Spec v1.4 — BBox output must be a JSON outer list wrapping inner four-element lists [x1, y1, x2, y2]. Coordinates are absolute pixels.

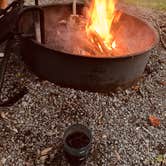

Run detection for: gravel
[[0, 1, 166, 166]]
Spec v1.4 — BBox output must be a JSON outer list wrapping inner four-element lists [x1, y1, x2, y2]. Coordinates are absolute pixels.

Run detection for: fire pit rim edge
[[30, 4, 159, 59]]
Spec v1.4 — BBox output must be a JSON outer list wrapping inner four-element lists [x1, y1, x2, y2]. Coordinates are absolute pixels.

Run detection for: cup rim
[[64, 124, 92, 151]]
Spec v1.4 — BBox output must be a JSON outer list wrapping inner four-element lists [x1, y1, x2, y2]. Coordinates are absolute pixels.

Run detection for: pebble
[[0, 1, 165, 166]]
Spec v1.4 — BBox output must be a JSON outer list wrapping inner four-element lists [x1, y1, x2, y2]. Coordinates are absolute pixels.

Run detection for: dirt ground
[[0, 1, 166, 166]]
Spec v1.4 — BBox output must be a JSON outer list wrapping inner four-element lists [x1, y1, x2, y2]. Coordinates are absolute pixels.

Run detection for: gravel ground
[[0, 1, 166, 166]]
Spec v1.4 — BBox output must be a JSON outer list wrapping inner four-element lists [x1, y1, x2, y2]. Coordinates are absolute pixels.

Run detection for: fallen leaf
[[115, 150, 121, 161], [155, 154, 166, 163], [11, 127, 18, 133], [132, 85, 140, 91], [159, 81, 166, 86], [0, 112, 9, 120], [156, 154, 164, 162], [40, 147, 52, 156], [25, 161, 33, 166], [39, 155, 48, 164], [148, 115, 160, 127]]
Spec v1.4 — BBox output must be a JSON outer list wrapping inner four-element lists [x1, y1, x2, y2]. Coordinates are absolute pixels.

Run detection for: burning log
[[54, 21, 105, 56], [88, 31, 112, 55], [79, 37, 104, 55], [52, 0, 118, 56], [56, 16, 113, 56]]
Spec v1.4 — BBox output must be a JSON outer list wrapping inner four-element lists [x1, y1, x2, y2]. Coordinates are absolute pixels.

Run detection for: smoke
[[43, 5, 156, 57], [45, 6, 100, 56]]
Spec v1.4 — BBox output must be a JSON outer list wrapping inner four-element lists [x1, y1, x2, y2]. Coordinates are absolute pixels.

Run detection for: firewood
[[82, 44, 103, 56], [89, 31, 111, 55], [74, 34, 104, 55]]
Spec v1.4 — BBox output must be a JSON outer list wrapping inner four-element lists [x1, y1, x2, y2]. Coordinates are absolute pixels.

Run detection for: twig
[[73, 0, 77, 15], [142, 127, 154, 137], [0, 112, 18, 133], [115, 150, 121, 161], [89, 31, 111, 55]]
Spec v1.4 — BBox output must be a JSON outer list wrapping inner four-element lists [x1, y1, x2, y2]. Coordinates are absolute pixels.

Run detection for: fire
[[86, 0, 118, 51]]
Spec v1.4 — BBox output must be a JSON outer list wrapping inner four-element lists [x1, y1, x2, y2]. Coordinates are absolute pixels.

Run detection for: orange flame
[[86, 0, 118, 50]]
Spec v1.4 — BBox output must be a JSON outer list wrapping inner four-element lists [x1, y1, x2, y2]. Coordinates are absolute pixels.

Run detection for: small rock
[[40, 147, 53, 156], [0, 53, 4, 58], [1, 157, 6, 164]]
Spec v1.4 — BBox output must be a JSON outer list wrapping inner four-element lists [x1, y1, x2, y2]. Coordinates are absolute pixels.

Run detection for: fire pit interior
[[44, 4, 156, 57], [18, 2, 158, 92]]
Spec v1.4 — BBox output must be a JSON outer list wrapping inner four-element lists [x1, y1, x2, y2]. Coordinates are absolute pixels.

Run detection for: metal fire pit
[[17, 3, 159, 92]]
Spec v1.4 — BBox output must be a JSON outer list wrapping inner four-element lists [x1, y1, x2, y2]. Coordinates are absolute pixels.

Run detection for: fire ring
[[18, 3, 159, 92]]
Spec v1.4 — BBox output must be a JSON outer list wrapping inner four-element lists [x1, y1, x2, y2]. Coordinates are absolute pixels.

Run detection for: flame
[[112, 40, 116, 49], [86, 0, 118, 51]]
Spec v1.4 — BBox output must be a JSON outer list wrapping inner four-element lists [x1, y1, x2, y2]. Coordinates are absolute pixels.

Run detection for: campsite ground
[[0, 0, 166, 165]]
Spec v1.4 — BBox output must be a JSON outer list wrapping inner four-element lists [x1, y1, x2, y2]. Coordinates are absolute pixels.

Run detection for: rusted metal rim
[[32, 3, 159, 59]]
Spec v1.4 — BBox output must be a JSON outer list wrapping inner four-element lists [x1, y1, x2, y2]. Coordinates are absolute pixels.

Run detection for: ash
[[0, 1, 166, 166], [45, 14, 116, 57], [46, 15, 95, 56]]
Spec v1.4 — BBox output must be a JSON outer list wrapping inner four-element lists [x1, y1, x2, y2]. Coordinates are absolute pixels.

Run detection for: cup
[[64, 124, 92, 166]]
